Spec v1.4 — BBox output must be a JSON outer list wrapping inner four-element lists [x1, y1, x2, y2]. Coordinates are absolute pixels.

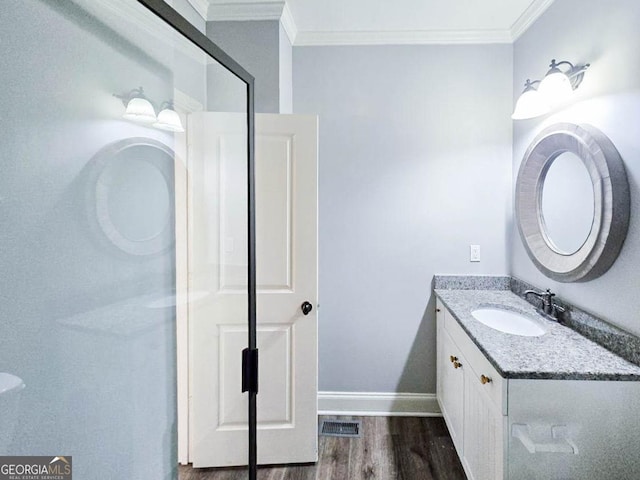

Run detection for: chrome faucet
[[524, 288, 556, 317]]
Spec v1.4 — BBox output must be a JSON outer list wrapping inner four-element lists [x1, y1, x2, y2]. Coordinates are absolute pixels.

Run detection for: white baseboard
[[318, 391, 442, 417]]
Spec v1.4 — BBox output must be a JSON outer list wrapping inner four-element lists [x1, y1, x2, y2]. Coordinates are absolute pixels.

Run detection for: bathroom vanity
[[434, 280, 640, 480]]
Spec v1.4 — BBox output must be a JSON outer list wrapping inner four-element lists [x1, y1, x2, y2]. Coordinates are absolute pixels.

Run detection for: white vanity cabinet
[[436, 298, 640, 480], [436, 299, 506, 480], [437, 311, 464, 450]]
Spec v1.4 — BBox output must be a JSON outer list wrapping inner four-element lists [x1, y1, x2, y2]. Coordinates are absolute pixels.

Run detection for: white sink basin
[[471, 308, 546, 337]]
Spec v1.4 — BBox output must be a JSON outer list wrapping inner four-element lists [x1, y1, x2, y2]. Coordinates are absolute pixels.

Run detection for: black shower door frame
[[135, 1, 258, 477]]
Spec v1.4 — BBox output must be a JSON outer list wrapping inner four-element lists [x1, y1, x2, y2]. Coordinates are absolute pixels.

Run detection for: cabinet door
[[438, 329, 465, 452], [436, 299, 445, 400], [464, 369, 505, 480]]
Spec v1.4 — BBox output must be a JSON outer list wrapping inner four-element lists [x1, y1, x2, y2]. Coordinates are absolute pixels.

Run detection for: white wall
[[294, 44, 513, 393], [512, 0, 640, 337]]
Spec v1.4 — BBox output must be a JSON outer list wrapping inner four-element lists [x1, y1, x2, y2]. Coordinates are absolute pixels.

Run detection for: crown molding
[[280, 2, 297, 44], [186, 0, 209, 20], [202, 0, 550, 46], [207, 1, 285, 21], [294, 29, 513, 46], [510, 0, 555, 41]]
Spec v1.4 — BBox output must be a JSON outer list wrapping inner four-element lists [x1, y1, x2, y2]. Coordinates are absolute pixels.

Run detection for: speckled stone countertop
[[434, 288, 640, 381]]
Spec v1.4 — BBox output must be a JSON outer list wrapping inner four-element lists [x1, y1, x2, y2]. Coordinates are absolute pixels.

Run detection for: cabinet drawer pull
[[436, 308, 441, 312], [480, 374, 492, 385], [453, 361, 462, 369], [449, 355, 458, 363]]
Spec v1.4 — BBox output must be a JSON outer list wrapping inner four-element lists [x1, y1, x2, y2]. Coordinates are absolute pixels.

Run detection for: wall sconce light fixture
[[115, 87, 156, 124], [512, 59, 590, 120], [511, 79, 551, 120], [154, 101, 185, 132], [114, 87, 184, 132]]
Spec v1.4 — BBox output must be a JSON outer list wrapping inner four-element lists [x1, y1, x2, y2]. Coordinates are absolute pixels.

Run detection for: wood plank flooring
[[179, 416, 466, 480]]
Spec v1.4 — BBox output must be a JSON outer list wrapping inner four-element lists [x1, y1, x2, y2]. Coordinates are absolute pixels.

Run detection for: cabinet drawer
[[444, 309, 507, 415]]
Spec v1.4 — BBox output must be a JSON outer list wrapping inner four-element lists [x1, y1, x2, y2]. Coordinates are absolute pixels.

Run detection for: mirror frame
[[516, 123, 630, 282]]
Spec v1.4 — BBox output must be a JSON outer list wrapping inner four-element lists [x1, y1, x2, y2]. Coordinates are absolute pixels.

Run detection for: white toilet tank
[[0, 373, 25, 454]]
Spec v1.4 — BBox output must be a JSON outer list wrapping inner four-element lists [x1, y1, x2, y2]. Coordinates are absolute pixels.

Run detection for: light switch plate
[[470, 244, 481, 262]]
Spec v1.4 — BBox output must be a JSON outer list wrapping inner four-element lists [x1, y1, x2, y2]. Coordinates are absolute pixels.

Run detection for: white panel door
[[188, 113, 318, 467]]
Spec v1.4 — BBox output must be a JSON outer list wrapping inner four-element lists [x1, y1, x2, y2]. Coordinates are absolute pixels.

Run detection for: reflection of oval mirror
[[88, 138, 175, 256], [541, 152, 595, 254], [105, 146, 171, 242]]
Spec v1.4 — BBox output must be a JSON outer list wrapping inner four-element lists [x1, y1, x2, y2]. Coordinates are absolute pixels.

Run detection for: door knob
[[301, 301, 313, 315]]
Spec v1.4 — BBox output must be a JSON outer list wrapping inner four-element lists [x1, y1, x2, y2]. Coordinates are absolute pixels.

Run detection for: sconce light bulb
[[123, 97, 157, 124], [538, 70, 573, 105], [153, 107, 185, 132], [512, 85, 551, 120]]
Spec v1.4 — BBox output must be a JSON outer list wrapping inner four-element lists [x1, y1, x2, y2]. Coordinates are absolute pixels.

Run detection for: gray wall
[[207, 20, 281, 113], [206, 60, 248, 112], [279, 23, 293, 113], [294, 45, 513, 393], [512, 0, 640, 337]]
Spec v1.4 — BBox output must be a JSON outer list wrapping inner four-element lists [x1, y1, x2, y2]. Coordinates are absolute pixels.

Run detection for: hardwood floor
[[179, 416, 466, 480]]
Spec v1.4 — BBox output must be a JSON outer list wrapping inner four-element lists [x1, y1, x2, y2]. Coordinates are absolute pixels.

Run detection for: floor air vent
[[319, 419, 362, 438]]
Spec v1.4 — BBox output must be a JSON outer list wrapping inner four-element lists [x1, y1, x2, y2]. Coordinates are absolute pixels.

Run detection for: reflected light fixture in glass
[[512, 80, 551, 120], [153, 102, 185, 132], [115, 87, 157, 124]]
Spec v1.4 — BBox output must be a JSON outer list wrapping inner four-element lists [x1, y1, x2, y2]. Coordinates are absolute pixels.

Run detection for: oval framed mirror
[[516, 123, 630, 282], [540, 150, 595, 254], [87, 137, 175, 257]]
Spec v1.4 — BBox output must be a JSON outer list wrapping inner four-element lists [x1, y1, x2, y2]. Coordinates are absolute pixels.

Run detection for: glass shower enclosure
[[0, 0, 257, 478]]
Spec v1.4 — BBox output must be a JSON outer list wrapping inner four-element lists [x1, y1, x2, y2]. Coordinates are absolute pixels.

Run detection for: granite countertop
[[434, 288, 640, 381]]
